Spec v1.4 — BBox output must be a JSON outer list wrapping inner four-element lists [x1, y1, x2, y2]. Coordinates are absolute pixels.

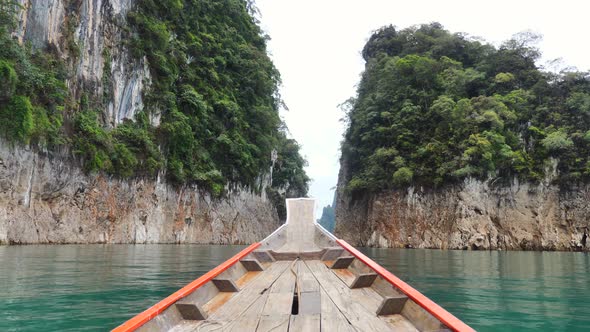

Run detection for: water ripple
[[1, 245, 589, 331], [362, 248, 590, 332]]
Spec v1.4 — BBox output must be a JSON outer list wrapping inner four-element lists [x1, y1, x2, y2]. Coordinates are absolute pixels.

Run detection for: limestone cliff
[[0, 0, 282, 244], [0, 141, 279, 245], [15, 0, 151, 126], [335, 162, 590, 251]]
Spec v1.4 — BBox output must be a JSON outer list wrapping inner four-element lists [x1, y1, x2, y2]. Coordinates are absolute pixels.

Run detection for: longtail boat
[[113, 198, 474, 332]]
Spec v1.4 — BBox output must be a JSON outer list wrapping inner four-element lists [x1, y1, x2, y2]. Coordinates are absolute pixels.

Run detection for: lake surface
[[0, 245, 588, 331]]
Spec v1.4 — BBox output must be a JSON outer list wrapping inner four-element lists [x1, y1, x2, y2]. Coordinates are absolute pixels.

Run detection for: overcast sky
[[255, 0, 590, 215]]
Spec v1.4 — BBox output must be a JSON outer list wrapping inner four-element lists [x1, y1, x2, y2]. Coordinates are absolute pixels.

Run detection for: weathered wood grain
[[241, 258, 265, 271], [330, 256, 355, 269], [212, 279, 240, 292], [350, 273, 378, 289], [256, 314, 290, 332], [289, 314, 320, 331], [184, 261, 291, 331], [318, 287, 356, 332], [275, 199, 320, 253], [175, 303, 207, 320], [376, 294, 409, 315], [320, 247, 345, 261], [297, 260, 320, 293], [379, 314, 419, 332], [401, 299, 446, 332], [306, 260, 395, 331]]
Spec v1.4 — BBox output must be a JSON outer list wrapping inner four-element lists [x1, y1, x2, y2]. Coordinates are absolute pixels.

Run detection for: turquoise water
[[362, 248, 590, 332], [0, 245, 589, 331]]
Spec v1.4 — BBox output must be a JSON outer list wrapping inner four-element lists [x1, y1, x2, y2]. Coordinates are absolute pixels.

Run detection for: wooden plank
[[224, 291, 270, 332], [170, 283, 269, 332], [257, 315, 290, 332], [289, 314, 320, 331], [331, 268, 356, 288], [210, 262, 290, 320], [380, 314, 419, 332], [276, 199, 320, 253], [321, 247, 344, 261], [319, 287, 356, 332], [175, 303, 207, 320], [401, 300, 446, 332], [201, 292, 234, 314], [186, 261, 291, 331], [350, 273, 378, 289], [299, 292, 321, 315], [252, 250, 275, 263], [241, 258, 265, 271], [305, 260, 396, 332], [371, 277, 402, 298], [330, 256, 355, 269], [269, 250, 326, 261], [376, 295, 409, 315], [352, 287, 383, 310], [294, 261, 321, 317], [269, 263, 297, 294], [212, 279, 239, 292], [114, 243, 261, 332], [261, 292, 293, 316], [235, 271, 262, 289], [297, 260, 320, 293], [261, 263, 296, 315], [259, 225, 288, 250], [257, 260, 297, 332], [216, 262, 248, 282]]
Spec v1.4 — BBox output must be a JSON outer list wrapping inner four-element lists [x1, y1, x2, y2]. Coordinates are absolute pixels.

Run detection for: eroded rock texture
[[335, 166, 590, 251], [0, 142, 279, 244]]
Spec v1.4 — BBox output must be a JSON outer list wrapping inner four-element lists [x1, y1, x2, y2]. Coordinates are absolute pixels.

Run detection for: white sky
[[256, 0, 590, 214]]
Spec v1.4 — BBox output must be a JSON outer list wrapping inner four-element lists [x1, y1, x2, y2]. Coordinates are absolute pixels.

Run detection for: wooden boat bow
[[113, 198, 474, 332]]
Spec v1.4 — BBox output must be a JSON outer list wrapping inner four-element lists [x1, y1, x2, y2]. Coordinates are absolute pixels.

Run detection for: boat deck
[[115, 199, 469, 332], [170, 259, 417, 332]]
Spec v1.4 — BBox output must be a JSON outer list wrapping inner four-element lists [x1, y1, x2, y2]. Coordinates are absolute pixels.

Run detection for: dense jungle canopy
[[0, 0, 308, 198], [341, 23, 590, 195]]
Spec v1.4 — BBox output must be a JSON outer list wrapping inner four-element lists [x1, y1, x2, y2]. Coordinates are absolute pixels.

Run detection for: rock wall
[[335, 167, 590, 251], [0, 1, 282, 245], [0, 142, 280, 245], [15, 0, 151, 126]]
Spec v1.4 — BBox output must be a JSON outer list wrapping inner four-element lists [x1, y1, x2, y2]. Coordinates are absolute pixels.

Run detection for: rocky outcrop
[[0, 1, 282, 245], [335, 167, 590, 251], [15, 0, 151, 126], [0, 142, 280, 245]]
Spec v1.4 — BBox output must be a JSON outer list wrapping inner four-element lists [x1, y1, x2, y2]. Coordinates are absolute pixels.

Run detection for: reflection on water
[[362, 248, 590, 332], [0, 245, 588, 331]]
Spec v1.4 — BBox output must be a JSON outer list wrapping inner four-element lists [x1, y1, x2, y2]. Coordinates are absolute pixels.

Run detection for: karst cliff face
[[335, 163, 590, 251], [0, 0, 281, 244], [0, 141, 279, 245], [15, 0, 150, 126]]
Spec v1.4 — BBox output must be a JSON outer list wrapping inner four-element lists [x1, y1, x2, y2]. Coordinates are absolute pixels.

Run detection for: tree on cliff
[[0, 0, 309, 200], [341, 23, 590, 195]]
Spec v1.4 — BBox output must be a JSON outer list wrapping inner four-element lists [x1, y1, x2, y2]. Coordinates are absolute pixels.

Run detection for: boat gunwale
[[111, 242, 261, 332], [336, 239, 475, 332]]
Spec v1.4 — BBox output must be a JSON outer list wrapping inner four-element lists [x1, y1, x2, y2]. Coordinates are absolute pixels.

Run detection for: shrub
[[0, 95, 33, 143], [0, 59, 17, 100], [542, 131, 574, 153], [392, 167, 414, 187]]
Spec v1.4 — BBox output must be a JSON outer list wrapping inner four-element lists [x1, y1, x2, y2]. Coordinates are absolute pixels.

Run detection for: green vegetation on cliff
[[0, 0, 308, 198], [341, 23, 590, 195], [0, 1, 67, 149]]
